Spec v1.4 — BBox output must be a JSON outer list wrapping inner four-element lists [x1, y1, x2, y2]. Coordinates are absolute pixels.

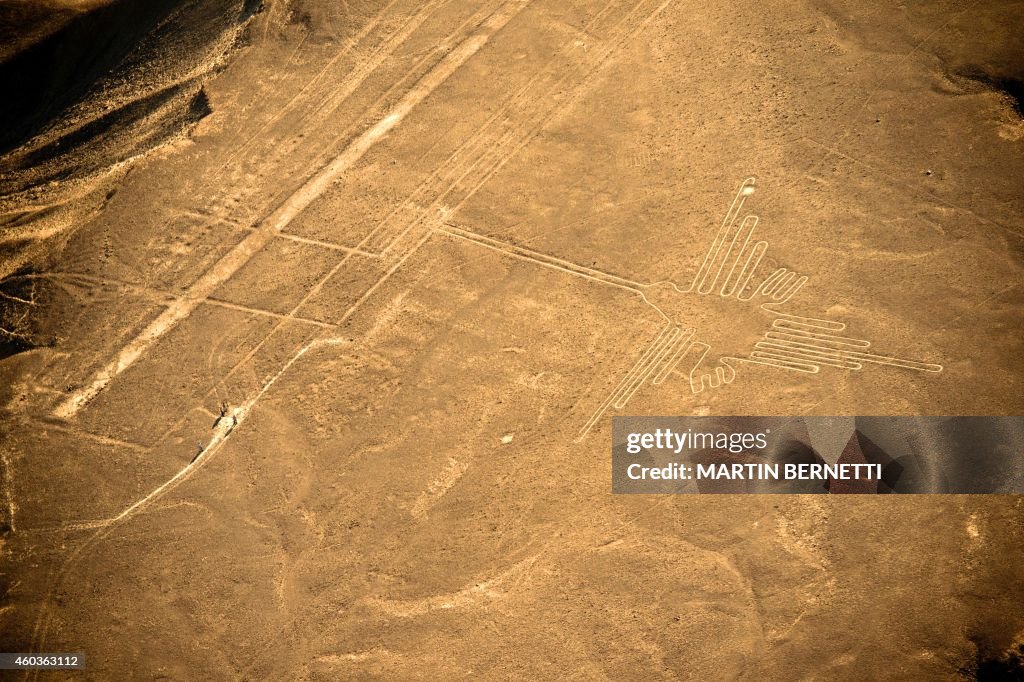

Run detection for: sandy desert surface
[[1, 0, 1023, 678]]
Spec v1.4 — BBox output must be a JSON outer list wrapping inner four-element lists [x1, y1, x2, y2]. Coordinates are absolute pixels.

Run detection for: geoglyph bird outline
[[439, 177, 942, 441], [572, 176, 943, 440]]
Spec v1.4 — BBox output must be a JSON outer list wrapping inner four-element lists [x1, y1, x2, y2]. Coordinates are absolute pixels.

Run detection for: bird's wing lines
[[689, 177, 757, 294], [686, 177, 807, 304]]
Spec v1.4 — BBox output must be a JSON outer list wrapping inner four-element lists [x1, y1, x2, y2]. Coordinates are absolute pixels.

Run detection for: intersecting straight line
[[44, 271, 338, 328], [52, 0, 530, 420], [274, 232, 381, 257], [439, 222, 646, 292], [202, 299, 338, 328], [89, 0, 535, 460]]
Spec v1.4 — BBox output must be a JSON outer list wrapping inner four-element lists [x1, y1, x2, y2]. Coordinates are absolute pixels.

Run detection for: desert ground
[[1, 0, 1023, 678]]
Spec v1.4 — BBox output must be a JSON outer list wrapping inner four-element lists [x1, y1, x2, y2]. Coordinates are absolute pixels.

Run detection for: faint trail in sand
[[53, 0, 531, 420], [30, 333, 349, 661]]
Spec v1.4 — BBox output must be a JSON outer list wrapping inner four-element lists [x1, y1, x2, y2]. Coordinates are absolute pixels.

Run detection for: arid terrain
[[1, 0, 1023, 679]]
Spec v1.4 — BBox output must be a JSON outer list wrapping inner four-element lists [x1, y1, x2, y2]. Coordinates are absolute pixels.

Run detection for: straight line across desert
[[1, 0, 1022, 679]]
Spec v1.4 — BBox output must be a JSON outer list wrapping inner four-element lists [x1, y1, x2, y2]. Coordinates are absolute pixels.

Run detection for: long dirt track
[[1, 0, 1024, 679]]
